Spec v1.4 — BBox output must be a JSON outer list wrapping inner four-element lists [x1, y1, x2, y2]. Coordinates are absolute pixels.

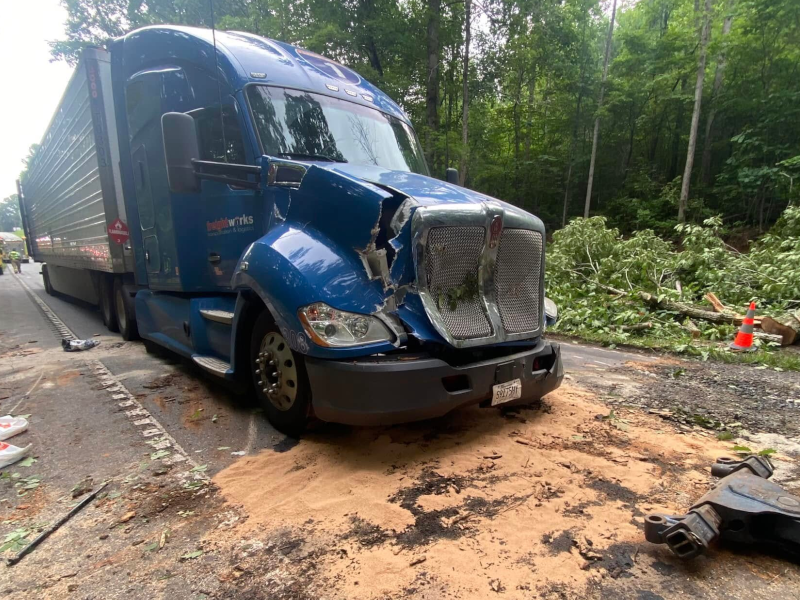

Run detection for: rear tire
[[42, 265, 52, 294], [114, 278, 139, 341], [99, 277, 119, 333], [250, 311, 311, 437]]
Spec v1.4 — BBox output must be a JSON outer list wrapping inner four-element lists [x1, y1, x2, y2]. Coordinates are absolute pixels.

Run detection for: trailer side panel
[[20, 50, 130, 274]]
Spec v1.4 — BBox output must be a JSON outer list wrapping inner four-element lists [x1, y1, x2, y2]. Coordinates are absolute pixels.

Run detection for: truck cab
[[29, 26, 563, 435]]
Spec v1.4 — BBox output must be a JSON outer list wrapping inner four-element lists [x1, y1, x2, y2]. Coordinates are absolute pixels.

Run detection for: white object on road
[[0, 415, 29, 441], [0, 441, 32, 469], [62, 338, 100, 352]]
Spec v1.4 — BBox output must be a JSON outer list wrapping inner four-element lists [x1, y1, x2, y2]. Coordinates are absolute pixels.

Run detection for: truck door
[[189, 100, 262, 288], [125, 71, 172, 286]]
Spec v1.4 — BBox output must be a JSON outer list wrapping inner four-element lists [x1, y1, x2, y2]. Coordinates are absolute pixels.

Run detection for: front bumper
[[306, 340, 563, 426]]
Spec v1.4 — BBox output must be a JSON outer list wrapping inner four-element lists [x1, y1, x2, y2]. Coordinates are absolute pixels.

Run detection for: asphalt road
[[10, 267, 655, 474]]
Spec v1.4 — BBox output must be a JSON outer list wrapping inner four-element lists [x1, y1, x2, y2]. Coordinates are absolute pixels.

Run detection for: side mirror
[[445, 168, 459, 185], [162, 112, 200, 193]]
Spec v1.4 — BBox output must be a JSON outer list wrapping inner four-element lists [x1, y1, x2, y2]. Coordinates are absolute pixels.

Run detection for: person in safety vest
[[9, 249, 21, 274]]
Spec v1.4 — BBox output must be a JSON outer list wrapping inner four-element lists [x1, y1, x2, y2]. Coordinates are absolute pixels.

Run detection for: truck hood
[[321, 163, 507, 209]]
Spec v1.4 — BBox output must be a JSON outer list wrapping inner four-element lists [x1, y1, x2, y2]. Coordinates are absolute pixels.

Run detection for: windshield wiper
[[277, 152, 347, 163]]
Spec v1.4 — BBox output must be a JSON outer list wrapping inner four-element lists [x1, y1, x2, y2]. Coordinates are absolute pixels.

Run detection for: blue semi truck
[[18, 26, 563, 434]]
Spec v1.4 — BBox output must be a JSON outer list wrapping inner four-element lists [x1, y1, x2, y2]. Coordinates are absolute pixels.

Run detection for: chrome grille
[[494, 229, 543, 334], [424, 226, 492, 339]]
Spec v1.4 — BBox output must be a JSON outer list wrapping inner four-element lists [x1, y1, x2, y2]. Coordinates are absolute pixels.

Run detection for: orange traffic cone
[[730, 302, 757, 352]]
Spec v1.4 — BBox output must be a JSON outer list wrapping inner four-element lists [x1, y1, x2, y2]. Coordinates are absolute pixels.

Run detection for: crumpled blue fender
[[231, 222, 398, 359]]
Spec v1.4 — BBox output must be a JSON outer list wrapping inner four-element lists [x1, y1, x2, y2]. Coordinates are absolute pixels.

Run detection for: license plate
[[491, 379, 522, 406]]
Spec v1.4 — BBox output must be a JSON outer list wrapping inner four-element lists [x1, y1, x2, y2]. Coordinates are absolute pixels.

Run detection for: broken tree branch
[[613, 322, 654, 332], [703, 292, 762, 325], [7, 482, 108, 566]]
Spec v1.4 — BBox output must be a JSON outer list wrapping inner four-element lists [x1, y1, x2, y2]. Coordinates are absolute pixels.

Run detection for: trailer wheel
[[99, 277, 119, 333], [114, 279, 139, 341], [250, 311, 311, 437], [42, 265, 52, 294]]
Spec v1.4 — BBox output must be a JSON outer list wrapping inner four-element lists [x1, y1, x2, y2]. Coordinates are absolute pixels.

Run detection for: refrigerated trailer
[[19, 49, 136, 334], [19, 26, 562, 435]]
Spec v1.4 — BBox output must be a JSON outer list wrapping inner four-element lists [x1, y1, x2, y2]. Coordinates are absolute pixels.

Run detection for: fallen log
[[760, 313, 800, 346], [753, 331, 784, 345], [589, 280, 756, 326], [637, 292, 742, 324]]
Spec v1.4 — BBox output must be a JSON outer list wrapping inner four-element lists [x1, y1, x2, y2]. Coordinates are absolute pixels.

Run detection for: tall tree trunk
[[584, 0, 617, 218], [669, 78, 688, 180], [425, 0, 442, 171], [459, 0, 471, 186], [366, 39, 384, 77], [700, 6, 734, 186], [513, 67, 524, 161], [562, 90, 584, 226], [678, 0, 712, 223], [523, 69, 536, 162], [360, 0, 384, 77]]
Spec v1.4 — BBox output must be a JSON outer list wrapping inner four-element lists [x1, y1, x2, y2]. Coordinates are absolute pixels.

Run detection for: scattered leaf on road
[[181, 550, 204, 560], [119, 511, 136, 523]]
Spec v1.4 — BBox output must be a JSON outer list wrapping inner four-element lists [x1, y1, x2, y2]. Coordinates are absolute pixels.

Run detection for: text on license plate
[[491, 379, 522, 406]]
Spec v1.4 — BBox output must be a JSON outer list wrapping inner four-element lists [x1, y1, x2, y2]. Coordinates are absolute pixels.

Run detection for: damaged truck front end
[[148, 26, 560, 435], [228, 158, 563, 428]]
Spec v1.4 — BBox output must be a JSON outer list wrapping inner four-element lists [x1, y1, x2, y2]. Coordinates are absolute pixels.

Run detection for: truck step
[[199, 309, 234, 325], [192, 355, 233, 377]]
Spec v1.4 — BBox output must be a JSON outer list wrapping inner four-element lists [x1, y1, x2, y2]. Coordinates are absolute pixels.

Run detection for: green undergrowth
[[546, 208, 800, 373]]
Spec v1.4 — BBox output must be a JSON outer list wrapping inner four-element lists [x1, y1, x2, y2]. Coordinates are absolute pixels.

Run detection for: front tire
[[250, 311, 311, 437]]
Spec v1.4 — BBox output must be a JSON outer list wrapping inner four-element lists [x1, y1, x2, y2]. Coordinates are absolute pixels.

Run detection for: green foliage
[[548, 208, 800, 368], [0, 195, 21, 232], [41, 0, 800, 233]]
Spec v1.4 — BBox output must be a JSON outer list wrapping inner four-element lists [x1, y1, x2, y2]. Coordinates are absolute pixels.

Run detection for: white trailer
[[18, 49, 134, 327]]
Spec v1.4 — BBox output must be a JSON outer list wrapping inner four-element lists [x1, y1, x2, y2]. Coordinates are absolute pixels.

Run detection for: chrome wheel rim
[[255, 331, 298, 411]]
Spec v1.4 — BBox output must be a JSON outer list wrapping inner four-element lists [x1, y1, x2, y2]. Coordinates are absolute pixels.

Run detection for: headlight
[[298, 302, 394, 347]]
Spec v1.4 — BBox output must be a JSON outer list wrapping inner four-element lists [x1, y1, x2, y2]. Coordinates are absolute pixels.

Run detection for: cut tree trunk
[[760, 313, 800, 346]]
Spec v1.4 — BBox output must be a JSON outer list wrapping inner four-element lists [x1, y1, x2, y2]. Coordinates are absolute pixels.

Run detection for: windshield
[[246, 86, 429, 175]]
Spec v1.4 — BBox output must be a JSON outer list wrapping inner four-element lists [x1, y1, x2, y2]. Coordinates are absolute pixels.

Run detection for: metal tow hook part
[[644, 455, 800, 559]]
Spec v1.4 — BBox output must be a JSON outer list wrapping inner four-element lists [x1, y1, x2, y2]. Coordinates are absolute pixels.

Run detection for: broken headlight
[[298, 302, 393, 347]]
